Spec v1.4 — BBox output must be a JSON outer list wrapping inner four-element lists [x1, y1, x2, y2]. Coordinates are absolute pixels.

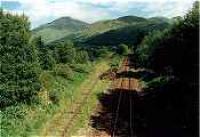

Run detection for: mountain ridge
[[32, 16, 89, 43], [33, 15, 171, 44]]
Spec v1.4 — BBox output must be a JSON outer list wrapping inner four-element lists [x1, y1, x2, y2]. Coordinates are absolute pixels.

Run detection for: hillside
[[32, 17, 89, 43], [78, 16, 148, 38], [49, 16, 170, 50], [33, 15, 170, 52], [81, 21, 169, 48], [33, 15, 149, 44]]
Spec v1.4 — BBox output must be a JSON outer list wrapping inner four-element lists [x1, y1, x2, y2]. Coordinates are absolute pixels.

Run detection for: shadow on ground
[[90, 72, 198, 137]]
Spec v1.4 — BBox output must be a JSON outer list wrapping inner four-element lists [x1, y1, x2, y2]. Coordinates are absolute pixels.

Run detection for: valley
[[0, 1, 199, 137]]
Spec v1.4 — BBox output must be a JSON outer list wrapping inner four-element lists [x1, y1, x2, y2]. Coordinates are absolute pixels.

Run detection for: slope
[[50, 17, 170, 50], [32, 17, 89, 43], [79, 16, 148, 38], [82, 21, 169, 48]]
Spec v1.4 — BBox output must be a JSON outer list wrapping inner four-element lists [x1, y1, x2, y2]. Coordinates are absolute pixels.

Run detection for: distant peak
[[53, 16, 74, 22], [116, 15, 147, 22], [59, 16, 72, 20], [118, 15, 141, 18]]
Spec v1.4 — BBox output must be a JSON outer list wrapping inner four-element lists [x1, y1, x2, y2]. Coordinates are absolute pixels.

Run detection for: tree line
[[0, 10, 89, 108], [135, 1, 199, 87], [134, 2, 199, 133]]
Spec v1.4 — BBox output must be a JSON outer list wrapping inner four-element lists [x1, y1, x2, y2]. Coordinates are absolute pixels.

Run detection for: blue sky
[[0, 0, 196, 28]]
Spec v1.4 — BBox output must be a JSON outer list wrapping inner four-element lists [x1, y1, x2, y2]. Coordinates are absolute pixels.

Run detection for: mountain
[[33, 16, 148, 43], [78, 16, 148, 38], [148, 17, 171, 23], [35, 15, 170, 51], [81, 21, 169, 48], [48, 16, 170, 49], [32, 17, 89, 43], [116, 16, 147, 23]]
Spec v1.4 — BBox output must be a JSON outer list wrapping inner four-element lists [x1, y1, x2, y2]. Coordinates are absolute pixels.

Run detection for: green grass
[[69, 79, 111, 136], [1, 54, 121, 137], [39, 59, 112, 136], [0, 63, 93, 137], [140, 76, 171, 90]]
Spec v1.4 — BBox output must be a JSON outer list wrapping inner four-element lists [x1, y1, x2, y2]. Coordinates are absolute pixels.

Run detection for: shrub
[[146, 76, 170, 89], [53, 64, 73, 79], [33, 37, 56, 70], [69, 64, 90, 73], [39, 72, 54, 90], [0, 10, 41, 107], [117, 44, 129, 55], [54, 42, 76, 64], [49, 89, 60, 104], [96, 48, 110, 58], [75, 50, 89, 64]]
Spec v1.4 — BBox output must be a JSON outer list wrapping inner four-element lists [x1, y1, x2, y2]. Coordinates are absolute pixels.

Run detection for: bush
[[75, 50, 89, 63], [69, 64, 90, 73], [146, 76, 170, 89], [135, 30, 168, 67], [49, 89, 60, 104], [39, 72, 54, 90], [53, 64, 73, 79], [54, 42, 76, 64], [0, 10, 41, 107], [33, 36, 56, 70], [117, 44, 129, 55], [96, 48, 110, 58]]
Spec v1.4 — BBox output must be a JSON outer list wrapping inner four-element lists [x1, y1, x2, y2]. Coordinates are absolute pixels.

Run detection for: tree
[[0, 11, 41, 107], [33, 36, 56, 70], [96, 48, 110, 58], [53, 64, 73, 79], [117, 44, 129, 55], [136, 30, 167, 66], [54, 41, 76, 64], [136, 1, 199, 83], [75, 50, 89, 63]]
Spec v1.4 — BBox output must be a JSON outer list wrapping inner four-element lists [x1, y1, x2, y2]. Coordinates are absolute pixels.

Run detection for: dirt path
[[72, 55, 192, 137], [90, 55, 143, 136], [39, 61, 111, 137], [73, 55, 143, 137]]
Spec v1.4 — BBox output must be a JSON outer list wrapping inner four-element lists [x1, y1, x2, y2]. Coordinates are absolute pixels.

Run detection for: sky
[[0, 0, 196, 28]]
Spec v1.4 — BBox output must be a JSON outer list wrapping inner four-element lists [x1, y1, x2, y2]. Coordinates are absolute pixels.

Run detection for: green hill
[[117, 15, 147, 23], [78, 16, 148, 38], [33, 16, 148, 44], [81, 21, 169, 48], [148, 17, 171, 23], [48, 16, 170, 50], [35, 15, 170, 51], [32, 17, 89, 43]]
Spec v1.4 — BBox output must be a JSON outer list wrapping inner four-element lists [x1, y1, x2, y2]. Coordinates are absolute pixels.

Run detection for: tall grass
[[1, 63, 93, 137]]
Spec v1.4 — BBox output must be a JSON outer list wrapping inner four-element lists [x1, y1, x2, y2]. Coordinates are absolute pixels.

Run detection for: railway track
[[110, 55, 141, 137], [111, 56, 141, 92]]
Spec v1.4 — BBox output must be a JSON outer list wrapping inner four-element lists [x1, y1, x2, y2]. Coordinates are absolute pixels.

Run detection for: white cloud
[[1, 0, 196, 28]]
